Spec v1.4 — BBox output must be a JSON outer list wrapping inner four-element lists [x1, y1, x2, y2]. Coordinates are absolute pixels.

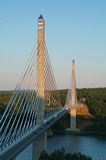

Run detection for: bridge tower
[[36, 14, 45, 125], [67, 60, 79, 131], [70, 60, 77, 130], [32, 15, 47, 160]]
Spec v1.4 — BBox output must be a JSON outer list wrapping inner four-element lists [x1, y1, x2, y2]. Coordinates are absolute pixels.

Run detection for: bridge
[[0, 15, 79, 160]]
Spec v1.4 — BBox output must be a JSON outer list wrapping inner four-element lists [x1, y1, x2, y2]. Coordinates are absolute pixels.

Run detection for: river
[[17, 134, 106, 160]]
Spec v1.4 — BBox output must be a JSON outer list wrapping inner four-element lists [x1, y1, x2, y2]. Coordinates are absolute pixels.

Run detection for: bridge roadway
[[0, 106, 69, 160]]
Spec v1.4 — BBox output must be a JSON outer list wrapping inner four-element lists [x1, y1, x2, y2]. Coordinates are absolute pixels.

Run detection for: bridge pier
[[32, 132, 47, 160], [70, 108, 76, 130], [67, 107, 79, 131]]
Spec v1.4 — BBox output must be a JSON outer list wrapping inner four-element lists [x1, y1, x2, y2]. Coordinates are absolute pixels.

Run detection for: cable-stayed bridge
[[0, 15, 79, 160]]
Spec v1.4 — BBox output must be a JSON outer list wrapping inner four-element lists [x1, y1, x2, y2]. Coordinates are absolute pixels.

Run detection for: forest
[[0, 88, 106, 159], [0, 88, 106, 126], [0, 88, 106, 116]]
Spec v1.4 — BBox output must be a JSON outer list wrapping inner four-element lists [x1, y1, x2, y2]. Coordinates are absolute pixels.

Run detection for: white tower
[[67, 60, 79, 131], [32, 15, 47, 160], [70, 60, 77, 130]]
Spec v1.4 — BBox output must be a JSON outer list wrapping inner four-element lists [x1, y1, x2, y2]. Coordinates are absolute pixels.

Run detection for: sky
[[0, 0, 106, 90]]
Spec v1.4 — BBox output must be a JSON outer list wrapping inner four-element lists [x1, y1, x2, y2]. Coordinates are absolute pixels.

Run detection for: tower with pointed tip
[[32, 15, 47, 160], [71, 60, 77, 106], [36, 14, 45, 125], [70, 60, 77, 130], [67, 60, 79, 131]]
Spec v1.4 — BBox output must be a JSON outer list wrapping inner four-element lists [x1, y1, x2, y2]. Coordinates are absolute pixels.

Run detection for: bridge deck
[[0, 107, 68, 160]]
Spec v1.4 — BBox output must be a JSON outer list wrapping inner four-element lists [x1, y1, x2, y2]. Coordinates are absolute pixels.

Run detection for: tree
[[39, 149, 92, 160]]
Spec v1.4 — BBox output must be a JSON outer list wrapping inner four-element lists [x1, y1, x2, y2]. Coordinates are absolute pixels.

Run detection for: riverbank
[[51, 129, 106, 137], [66, 130, 106, 136], [50, 113, 106, 136]]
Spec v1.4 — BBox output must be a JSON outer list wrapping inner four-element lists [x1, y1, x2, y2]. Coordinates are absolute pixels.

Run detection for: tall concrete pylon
[[36, 14, 45, 125], [32, 15, 47, 160], [71, 60, 77, 106], [67, 60, 79, 131], [70, 60, 77, 130]]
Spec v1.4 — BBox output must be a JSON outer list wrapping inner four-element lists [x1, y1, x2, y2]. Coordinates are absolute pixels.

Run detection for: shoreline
[[66, 131, 106, 136], [51, 130, 106, 137]]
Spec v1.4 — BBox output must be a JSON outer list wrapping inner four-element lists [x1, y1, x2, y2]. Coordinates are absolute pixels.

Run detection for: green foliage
[[0, 91, 12, 108], [39, 149, 92, 160], [77, 88, 106, 131], [0, 88, 106, 127], [59, 89, 68, 106], [77, 88, 106, 118], [0, 91, 12, 116]]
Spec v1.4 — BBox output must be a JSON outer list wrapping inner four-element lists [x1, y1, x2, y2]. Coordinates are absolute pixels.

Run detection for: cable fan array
[[65, 89, 71, 107], [44, 43, 61, 110], [0, 42, 62, 150]]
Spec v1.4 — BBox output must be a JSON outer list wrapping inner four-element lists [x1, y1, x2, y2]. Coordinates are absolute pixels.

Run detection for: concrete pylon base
[[32, 132, 47, 160], [66, 128, 80, 132], [67, 108, 80, 132]]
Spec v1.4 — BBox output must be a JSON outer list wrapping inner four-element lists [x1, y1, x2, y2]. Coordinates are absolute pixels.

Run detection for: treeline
[[0, 91, 12, 108], [0, 88, 106, 119], [0, 91, 12, 116], [57, 88, 106, 132], [77, 88, 106, 118], [39, 149, 92, 160], [59, 88, 106, 119], [0, 88, 106, 131], [77, 88, 106, 131]]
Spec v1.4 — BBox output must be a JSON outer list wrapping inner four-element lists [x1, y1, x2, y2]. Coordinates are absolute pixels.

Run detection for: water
[[17, 134, 106, 160]]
